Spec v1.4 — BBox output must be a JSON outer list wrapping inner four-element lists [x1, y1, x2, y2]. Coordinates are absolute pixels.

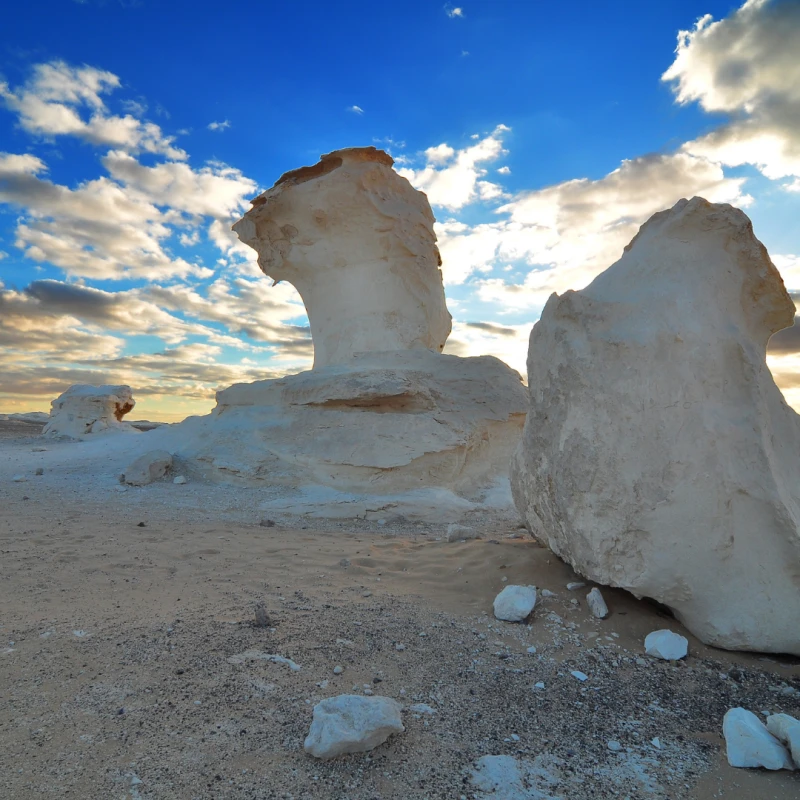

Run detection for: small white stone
[[644, 630, 688, 661], [445, 523, 479, 542], [723, 708, 794, 770], [651, 737, 662, 749], [395, 643, 406, 651], [586, 587, 609, 619], [571, 670, 588, 682], [493, 585, 537, 622], [526, 646, 537, 654], [173, 475, 188, 485], [408, 703, 436, 715], [566, 582, 585, 591], [12, 475, 27, 482], [607, 741, 622, 752], [533, 682, 545, 690], [316, 680, 329, 689], [540, 589, 556, 598], [333, 665, 344, 675], [304, 695, 404, 759]]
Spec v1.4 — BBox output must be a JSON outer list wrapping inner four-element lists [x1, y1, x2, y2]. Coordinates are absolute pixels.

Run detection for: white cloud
[[208, 119, 231, 131], [348, 105, 364, 115], [0, 61, 185, 159], [436, 152, 748, 300], [663, 0, 800, 186], [398, 125, 508, 210], [445, 5, 464, 18], [444, 320, 529, 376], [497, 166, 511, 175]]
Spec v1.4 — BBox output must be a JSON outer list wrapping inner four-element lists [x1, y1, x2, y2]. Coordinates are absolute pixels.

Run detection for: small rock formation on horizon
[[233, 146, 452, 368], [511, 197, 800, 655], [43, 384, 137, 438], [159, 148, 527, 521]]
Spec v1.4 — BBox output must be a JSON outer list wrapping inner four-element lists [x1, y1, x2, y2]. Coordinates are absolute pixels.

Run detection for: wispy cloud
[[348, 105, 364, 115], [208, 119, 231, 131], [445, 5, 464, 18]]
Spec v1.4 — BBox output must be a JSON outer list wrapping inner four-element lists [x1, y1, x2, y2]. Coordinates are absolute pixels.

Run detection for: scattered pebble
[[644, 630, 688, 661], [571, 671, 588, 682], [12, 475, 27, 482], [227, 650, 301, 671], [254, 604, 271, 628], [586, 587, 609, 619], [333, 665, 344, 675], [395, 643, 406, 651], [566, 582, 585, 591], [526, 646, 537, 654], [607, 740, 622, 752], [445, 523, 479, 543], [173, 475, 187, 484]]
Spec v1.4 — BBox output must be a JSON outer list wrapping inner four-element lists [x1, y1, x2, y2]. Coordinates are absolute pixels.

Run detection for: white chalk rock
[[766, 714, 800, 767], [122, 450, 173, 486], [723, 708, 795, 770], [446, 523, 479, 542], [493, 585, 537, 622], [304, 694, 404, 759], [234, 147, 451, 368], [586, 587, 609, 619], [511, 197, 800, 655], [644, 630, 688, 661], [43, 384, 136, 438], [173, 475, 187, 485]]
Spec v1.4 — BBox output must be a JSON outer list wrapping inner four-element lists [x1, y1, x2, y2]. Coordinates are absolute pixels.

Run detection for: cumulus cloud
[[0, 61, 185, 159], [208, 119, 231, 131], [430, 151, 747, 292], [445, 5, 464, 18], [348, 105, 364, 115], [398, 125, 509, 210], [663, 0, 800, 187]]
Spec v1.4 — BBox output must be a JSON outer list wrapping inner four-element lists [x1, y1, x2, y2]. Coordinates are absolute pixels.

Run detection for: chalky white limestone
[[493, 585, 537, 622], [511, 197, 800, 655], [723, 708, 794, 770], [43, 384, 136, 438], [304, 695, 404, 758]]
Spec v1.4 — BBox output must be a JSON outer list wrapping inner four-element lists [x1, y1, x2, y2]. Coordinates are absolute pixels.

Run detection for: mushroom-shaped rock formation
[[510, 197, 800, 655], [233, 146, 452, 368], [159, 149, 527, 521], [43, 384, 137, 438]]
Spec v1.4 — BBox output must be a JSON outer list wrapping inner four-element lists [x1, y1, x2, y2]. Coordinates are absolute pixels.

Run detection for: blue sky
[[2, 0, 800, 420]]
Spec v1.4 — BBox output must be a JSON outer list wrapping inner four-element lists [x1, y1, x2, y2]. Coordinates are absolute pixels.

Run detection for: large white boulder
[[723, 708, 795, 770], [122, 450, 173, 486], [43, 384, 136, 438], [233, 146, 451, 368], [304, 694, 404, 759], [511, 197, 800, 655]]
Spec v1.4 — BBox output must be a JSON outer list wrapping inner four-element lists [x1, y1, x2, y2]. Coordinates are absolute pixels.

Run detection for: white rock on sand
[[586, 587, 609, 619], [511, 197, 800, 655], [723, 708, 795, 770], [43, 384, 136, 438], [766, 714, 800, 767], [446, 523, 479, 542], [493, 585, 537, 622], [304, 694, 404, 759], [121, 450, 173, 486], [644, 630, 688, 661]]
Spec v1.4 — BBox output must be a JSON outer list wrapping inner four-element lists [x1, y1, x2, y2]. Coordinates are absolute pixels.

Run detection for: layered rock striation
[[511, 197, 800, 654]]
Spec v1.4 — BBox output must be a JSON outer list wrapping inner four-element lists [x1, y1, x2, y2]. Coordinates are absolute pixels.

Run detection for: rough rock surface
[[766, 714, 800, 767], [511, 197, 800, 655], [42, 385, 136, 438], [122, 450, 173, 486], [304, 694, 404, 759], [170, 349, 527, 502], [233, 146, 451, 368], [493, 585, 537, 622], [723, 708, 795, 770]]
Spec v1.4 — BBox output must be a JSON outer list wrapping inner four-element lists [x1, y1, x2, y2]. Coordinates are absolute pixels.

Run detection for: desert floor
[[1, 420, 799, 800]]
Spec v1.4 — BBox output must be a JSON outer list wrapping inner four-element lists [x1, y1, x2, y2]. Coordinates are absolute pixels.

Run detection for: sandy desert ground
[[1, 420, 799, 799]]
